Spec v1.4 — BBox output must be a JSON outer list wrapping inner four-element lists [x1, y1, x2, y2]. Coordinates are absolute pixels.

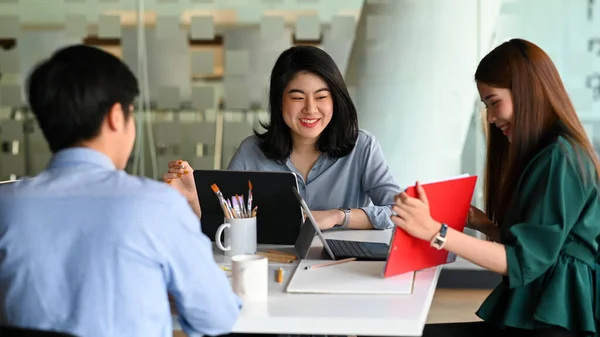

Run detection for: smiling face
[[281, 71, 333, 145], [477, 81, 515, 142]]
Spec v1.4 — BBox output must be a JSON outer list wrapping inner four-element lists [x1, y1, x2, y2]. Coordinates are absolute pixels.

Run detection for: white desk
[[173, 229, 441, 336]]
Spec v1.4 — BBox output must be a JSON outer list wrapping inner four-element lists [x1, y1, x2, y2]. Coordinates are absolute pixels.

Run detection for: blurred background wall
[[0, 0, 598, 275]]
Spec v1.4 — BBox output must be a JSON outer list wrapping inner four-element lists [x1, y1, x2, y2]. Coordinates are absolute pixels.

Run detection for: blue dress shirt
[[227, 129, 402, 229], [0, 148, 241, 337]]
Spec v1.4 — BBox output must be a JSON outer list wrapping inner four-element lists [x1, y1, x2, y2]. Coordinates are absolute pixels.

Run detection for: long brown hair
[[475, 38, 600, 226]]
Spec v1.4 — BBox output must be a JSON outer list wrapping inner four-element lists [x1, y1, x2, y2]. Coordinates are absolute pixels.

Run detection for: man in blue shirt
[[0, 44, 241, 337]]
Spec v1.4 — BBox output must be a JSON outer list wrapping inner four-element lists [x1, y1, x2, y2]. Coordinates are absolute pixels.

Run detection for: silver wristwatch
[[338, 208, 351, 228]]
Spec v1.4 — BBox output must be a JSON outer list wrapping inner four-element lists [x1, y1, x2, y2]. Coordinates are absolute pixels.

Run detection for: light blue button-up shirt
[[228, 129, 402, 229], [0, 148, 241, 337]]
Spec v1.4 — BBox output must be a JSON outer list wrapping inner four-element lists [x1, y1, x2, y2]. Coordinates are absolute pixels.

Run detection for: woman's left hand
[[391, 181, 441, 241], [311, 209, 344, 230]]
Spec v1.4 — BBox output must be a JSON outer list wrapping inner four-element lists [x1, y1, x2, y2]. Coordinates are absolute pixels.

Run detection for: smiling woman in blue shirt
[[164, 45, 401, 231]]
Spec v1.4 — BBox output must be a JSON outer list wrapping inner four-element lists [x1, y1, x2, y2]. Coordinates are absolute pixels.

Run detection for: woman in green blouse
[[392, 38, 600, 337]]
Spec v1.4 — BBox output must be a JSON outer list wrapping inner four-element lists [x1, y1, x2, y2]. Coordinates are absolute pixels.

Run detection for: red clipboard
[[383, 175, 478, 278]]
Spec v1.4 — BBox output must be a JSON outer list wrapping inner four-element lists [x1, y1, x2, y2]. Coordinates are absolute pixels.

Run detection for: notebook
[[286, 259, 415, 295], [383, 174, 478, 278]]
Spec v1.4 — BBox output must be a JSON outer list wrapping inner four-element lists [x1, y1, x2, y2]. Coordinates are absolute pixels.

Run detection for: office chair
[[0, 325, 78, 336]]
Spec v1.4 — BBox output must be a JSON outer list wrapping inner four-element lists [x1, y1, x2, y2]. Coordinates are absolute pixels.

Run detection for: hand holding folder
[[391, 181, 442, 241], [384, 175, 477, 278]]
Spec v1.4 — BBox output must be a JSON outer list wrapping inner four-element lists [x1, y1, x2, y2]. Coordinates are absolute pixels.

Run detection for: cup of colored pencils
[[210, 181, 258, 219], [212, 182, 259, 256]]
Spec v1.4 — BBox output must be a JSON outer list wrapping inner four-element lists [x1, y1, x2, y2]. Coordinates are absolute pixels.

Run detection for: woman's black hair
[[255, 45, 359, 163]]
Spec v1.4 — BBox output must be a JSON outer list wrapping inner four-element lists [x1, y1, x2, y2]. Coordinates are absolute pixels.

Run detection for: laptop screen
[[291, 187, 336, 260]]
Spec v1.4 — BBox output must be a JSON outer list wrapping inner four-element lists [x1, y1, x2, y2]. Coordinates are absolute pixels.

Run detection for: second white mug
[[231, 254, 268, 302], [215, 217, 257, 256]]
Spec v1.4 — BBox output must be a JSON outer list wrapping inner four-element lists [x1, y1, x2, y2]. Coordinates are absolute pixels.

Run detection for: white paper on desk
[[286, 260, 414, 295]]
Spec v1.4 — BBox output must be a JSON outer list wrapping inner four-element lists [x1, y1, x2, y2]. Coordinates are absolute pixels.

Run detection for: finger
[[398, 192, 411, 203], [162, 173, 182, 181], [168, 160, 188, 170], [179, 161, 195, 171], [416, 181, 429, 206], [168, 160, 183, 167], [390, 214, 406, 229], [166, 169, 187, 178], [168, 167, 189, 175], [392, 205, 410, 219], [393, 194, 406, 207], [397, 192, 418, 207]]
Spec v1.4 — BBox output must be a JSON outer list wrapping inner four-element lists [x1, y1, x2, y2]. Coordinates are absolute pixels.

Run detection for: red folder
[[383, 175, 478, 278]]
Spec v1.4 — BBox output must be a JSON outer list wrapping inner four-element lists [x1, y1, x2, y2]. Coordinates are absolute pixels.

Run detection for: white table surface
[[173, 228, 441, 336]]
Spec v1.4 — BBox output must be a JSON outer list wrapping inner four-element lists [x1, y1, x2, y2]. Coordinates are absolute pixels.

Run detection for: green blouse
[[476, 136, 600, 335]]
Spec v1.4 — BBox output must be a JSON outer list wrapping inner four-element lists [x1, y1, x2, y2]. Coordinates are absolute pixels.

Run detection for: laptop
[[194, 170, 303, 245], [292, 187, 389, 261]]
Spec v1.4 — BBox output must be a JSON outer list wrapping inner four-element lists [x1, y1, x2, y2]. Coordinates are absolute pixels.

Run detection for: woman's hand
[[466, 205, 500, 241], [162, 160, 198, 204], [391, 181, 441, 241], [467, 205, 492, 230], [311, 210, 345, 230]]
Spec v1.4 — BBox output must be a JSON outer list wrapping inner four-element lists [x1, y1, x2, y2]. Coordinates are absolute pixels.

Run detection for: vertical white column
[[346, 0, 500, 188]]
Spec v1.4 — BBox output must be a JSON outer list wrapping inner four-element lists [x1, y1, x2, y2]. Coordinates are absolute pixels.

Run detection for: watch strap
[[430, 223, 448, 250], [338, 208, 350, 228]]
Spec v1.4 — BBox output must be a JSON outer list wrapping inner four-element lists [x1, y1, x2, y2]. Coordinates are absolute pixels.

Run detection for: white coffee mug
[[231, 254, 268, 302], [215, 217, 257, 256]]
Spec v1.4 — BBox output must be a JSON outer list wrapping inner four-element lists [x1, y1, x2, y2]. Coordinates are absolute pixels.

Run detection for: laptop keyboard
[[327, 239, 373, 258]]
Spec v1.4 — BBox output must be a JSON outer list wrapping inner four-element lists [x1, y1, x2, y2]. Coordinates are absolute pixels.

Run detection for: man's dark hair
[[26, 44, 139, 153], [255, 45, 359, 162]]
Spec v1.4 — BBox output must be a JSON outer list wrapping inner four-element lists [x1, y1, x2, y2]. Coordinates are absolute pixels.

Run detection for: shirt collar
[[47, 147, 116, 170], [284, 154, 337, 184]]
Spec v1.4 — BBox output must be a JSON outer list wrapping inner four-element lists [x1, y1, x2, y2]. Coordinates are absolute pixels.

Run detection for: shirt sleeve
[[359, 134, 402, 230], [159, 198, 242, 336], [226, 137, 254, 171], [226, 147, 246, 171], [505, 144, 590, 289]]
